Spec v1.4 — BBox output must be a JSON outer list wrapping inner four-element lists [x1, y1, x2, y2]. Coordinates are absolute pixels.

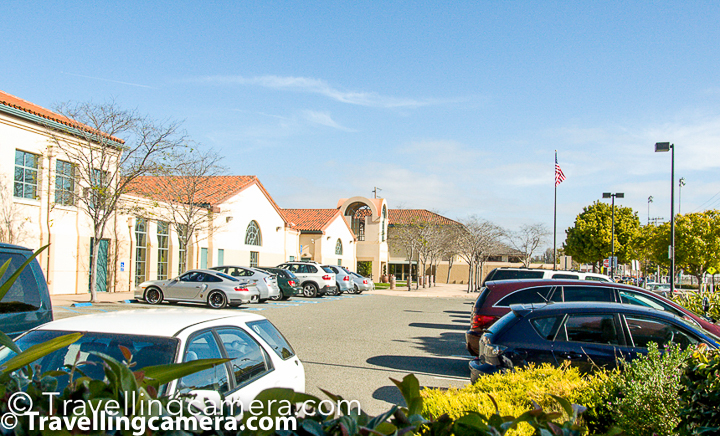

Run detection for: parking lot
[[51, 290, 475, 415]]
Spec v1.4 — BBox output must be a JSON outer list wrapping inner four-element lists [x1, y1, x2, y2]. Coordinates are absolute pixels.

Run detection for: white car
[[210, 265, 281, 302], [0, 309, 305, 409]]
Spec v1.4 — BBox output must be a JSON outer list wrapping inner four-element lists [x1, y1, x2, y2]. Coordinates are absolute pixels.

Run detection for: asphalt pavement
[[50, 284, 477, 415]]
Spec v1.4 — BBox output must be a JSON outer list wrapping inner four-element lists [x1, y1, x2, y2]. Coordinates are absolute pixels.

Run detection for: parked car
[[469, 302, 720, 383], [256, 267, 302, 300], [0, 309, 305, 408], [276, 261, 336, 297], [0, 243, 53, 337], [482, 268, 612, 285], [135, 269, 260, 309], [323, 265, 353, 295], [210, 265, 281, 302], [349, 271, 373, 293], [646, 282, 673, 297], [465, 279, 720, 357]]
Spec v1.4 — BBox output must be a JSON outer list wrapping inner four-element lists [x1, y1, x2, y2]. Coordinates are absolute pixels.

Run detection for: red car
[[466, 279, 719, 357]]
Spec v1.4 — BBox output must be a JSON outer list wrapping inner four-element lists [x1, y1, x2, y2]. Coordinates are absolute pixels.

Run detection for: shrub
[[574, 369, 622, 434], [608, 342, 689, 436], [421, 363, 591, 435], [676, 345, 720, 435], [674, 290, 720, 321]]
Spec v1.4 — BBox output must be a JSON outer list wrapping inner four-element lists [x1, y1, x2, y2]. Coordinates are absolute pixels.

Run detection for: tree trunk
[[467, 260, 473, 293], [407, 247, 414, 291], [89, 236, 101, 303], [446, 257, 454, 284]]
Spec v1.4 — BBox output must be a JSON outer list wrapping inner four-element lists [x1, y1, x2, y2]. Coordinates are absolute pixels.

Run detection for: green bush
[[674, 290, 720, 321], [677, 345, 720, 435], [574, 369, 622, 435], [607, 342, 689, 436]]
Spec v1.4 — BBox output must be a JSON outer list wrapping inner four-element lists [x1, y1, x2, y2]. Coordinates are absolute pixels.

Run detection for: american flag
[[555, 154, 566, 187]]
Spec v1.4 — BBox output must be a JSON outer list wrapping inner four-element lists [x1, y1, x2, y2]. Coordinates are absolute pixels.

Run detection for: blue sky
[[4, 1, 720, 247]]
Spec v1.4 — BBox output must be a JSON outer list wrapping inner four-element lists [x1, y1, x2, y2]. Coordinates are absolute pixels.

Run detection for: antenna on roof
[[372, 187, 382, 199]]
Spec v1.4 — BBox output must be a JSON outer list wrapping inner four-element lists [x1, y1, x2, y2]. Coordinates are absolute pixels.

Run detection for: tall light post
[[655, 142, 675, 293], [603, 192, 624, 278], [679, 177, 686, 214], [647, 195, 653, 226]]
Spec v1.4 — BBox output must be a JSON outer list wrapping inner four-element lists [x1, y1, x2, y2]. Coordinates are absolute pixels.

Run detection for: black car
[[469, 302, 720, 383], [256, 267, 302, 300]]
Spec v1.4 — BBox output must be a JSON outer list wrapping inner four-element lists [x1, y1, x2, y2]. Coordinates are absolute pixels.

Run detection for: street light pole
[[647, 195, 653, 226], [603, 192, 624, 278], [655, 142, 675, 293]]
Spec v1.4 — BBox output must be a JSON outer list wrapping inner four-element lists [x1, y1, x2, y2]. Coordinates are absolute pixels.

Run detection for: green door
[[200, 248, 208, 269], [89, 238, 109, 292]]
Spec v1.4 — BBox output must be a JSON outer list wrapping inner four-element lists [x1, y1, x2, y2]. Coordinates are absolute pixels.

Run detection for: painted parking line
[[242, 307, 266, 311], [56, 306, 83, 313]]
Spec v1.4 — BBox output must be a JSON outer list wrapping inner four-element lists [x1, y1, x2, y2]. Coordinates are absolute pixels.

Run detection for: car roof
[[511, 301, 682, 320], [33, 309, 266, 337], [0, 243, 33, 252], [485, 278, 638, 289]]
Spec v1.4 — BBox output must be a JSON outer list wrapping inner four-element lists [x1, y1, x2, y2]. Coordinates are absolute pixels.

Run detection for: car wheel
[[281, 295, 290, 301], [144, 287, 163, 305], [353, 284, 359, 294], [270, 293, 282, 301], [250, 294, 260, 303], [207, 290, 227, 309], [303, 283, 318, 298]]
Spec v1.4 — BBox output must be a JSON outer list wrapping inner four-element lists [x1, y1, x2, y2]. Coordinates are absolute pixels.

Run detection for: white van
[[482, 267, 613, 285]]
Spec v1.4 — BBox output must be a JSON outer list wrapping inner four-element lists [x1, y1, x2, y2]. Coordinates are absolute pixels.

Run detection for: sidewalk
[[371, 282, 477, 299], [51, 283, 477, 307], [51, 291, 136, 307]]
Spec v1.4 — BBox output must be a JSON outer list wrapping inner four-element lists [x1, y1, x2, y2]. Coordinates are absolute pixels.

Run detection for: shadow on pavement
[[372, 385, 407, 407], [366, 355, 468, 379], [409, 322, 466, 331]]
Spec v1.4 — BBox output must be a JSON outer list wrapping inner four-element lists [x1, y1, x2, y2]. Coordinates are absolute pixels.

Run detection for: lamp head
[[602, 193, 612, 198], [616, 193, 625, 198], [655, 142, 671, 152]]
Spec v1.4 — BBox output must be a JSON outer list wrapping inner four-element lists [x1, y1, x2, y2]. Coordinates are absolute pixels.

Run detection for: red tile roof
[[0, 90, 124, 144], [282, 209, 341, 232], [126, 176, 287, 224], [388, 209, 461, 226]]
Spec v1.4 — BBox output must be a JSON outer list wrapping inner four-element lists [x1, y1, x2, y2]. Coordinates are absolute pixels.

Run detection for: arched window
[[245, 220, 262, 246], [335, 239, 343, 255], [381, 205, 387, 242]]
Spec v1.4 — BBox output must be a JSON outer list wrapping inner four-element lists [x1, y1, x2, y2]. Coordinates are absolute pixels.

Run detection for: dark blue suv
[[470, 302, 720, 383], [0, 243, 53, 337]]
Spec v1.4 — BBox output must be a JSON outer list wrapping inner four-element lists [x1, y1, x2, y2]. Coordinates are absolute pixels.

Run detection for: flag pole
[[553, 150, 557, 271]]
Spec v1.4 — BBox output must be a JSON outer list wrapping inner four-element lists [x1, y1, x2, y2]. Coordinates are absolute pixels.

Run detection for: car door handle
[[560, 352, 583, 360]]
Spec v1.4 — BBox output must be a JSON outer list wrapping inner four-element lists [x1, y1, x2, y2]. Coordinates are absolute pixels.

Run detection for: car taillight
[[322, 275, 332, 281], [471, 314, 498, 330], [234, 287, 249, 292], [343, 275, 350, 281], [288, 280, 296, 287], [363, 279, 368, 284]]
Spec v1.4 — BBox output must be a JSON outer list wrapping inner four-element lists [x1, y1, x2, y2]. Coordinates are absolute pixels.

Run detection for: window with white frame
[[245, 220, 262, 246], [250, 251, 259, 267], [55, 160, 75, 206], [157, 221, 169, 280], [135, 218, 147, 286], [14, 150, 40, 199]]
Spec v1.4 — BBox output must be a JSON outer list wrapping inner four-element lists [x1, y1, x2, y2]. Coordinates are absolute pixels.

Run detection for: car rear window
[[552, 273, 579, 279], [0, 252, 42, 312], [247, 319, 295, 360], [321, 266, 333, 273], [530, 315, 564, 340], [489, 270, 545, 281], [214, 272, 238, 281]]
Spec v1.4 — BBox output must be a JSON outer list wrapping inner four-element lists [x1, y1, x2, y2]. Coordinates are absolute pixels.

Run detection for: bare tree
[[505, 223, 551, 267], [388, 221, 419, 290], [47, 101, 185, 301], [0, 176, 30, 245], [457, 216, 504, 292], [132, 147, 226, 273]]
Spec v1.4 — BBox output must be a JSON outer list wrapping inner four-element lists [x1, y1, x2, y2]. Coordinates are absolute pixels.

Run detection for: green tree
[[564, 201, 641, 269], [649, 211, 720, 284]]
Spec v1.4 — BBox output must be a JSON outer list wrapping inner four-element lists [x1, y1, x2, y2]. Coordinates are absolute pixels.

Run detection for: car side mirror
[[702, 296, 710, 314]]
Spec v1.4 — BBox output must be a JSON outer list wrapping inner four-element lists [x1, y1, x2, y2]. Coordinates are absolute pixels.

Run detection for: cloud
[[301, 110, 355, 131], [60, 72, 156, 89], [195, 74, 459, 108]]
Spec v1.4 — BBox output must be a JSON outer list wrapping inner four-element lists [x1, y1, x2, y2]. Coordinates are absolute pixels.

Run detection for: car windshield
[[0, 330, 178, 392]]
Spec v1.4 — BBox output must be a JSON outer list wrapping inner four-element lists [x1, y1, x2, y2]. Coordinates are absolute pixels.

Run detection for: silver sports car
[[135, 269, 260, 309]]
